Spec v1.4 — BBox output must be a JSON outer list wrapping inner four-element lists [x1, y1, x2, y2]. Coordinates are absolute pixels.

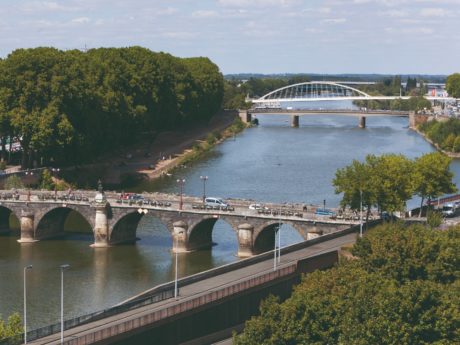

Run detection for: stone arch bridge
[[0, 189, 358, 257]]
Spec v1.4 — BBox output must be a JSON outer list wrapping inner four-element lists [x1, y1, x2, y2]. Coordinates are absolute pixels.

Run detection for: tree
[[333, 158, 377, 223], [334, 154, 415, 217], [234, 224, 460, 345], [39, 169, 55, 190], [413, 152, 457, 216], [446, 73, 460, 98], [3, 175, 24, 189], [0, 313, 22, 341]]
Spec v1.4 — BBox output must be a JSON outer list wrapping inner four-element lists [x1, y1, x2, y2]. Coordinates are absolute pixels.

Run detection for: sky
[[0, 0, 459, 75]]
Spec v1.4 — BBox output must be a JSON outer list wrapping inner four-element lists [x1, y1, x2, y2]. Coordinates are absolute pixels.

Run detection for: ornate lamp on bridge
[[200, 175, 208, 203], [177, 178, 185, 210]]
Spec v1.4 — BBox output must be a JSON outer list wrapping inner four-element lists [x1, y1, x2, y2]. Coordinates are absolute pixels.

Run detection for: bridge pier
[[17, 211, 37, 243], [237, 223, 255, 257], [173, 221, 189, 253], [291, 115, 299, 128], [239, 110, 252, 124], [92, 205, 110, 247], [359, 116, 366, 129]]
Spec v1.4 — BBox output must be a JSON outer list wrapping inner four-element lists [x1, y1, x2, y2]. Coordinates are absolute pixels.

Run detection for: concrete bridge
[[240, 108, 412, 128], [0, 188, 358, 257]]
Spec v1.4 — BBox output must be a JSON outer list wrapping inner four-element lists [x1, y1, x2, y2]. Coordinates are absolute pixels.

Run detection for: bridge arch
[[253, 221, 304, 255], [0, 205, 20, 235], [34, 206, 93, 240], [256, 81, 371, 102], [187, 217, 238, 252]]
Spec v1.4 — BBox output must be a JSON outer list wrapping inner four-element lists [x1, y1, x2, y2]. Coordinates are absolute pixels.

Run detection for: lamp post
[[359, 190, 363, 238], [278, 205, 282, 263], [60, 264, 70, 344], [200, 176, 208, 203], [23, 265, 32, 344], [174, 231, 184, 299], [176, 179, 185, 210]]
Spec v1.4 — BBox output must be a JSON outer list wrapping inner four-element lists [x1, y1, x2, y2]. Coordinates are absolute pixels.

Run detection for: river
[[1, 114, 459, 329]]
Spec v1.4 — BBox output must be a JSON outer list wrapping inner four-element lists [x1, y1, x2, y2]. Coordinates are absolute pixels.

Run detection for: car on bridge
[[205, 197, 228, 208]]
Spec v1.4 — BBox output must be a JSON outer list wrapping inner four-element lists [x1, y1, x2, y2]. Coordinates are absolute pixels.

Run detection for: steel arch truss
[[255, 81, 371, 103]]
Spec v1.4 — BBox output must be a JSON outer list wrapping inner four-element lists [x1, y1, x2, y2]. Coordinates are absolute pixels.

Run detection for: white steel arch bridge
[[251, 81, 453, 104]]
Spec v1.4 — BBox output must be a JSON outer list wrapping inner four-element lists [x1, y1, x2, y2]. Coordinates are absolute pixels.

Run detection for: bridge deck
[[28, 231, 357, 345]]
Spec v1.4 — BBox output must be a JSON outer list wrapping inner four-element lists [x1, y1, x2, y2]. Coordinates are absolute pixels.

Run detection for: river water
[[1, 114, 459, 329]]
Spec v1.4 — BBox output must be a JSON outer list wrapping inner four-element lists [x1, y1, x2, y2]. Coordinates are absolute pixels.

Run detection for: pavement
[[28, 231, 357, 345]]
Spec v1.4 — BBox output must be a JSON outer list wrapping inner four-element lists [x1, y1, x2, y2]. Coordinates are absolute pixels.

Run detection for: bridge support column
[[92, 205, 110, 247], [173, 221, 188, 253], [359, 116, 366, 129], [237, 223, 255, 257], [307, 228, 323, 240], [291, 115, 299, 128], [17, 211, 37, 243], [239, 110, 251, 124]]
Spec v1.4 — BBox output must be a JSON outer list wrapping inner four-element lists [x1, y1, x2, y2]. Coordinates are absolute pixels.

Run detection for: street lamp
[[360, 190, 363, 238], [278, 206, 282, 264], [23, 265, 32, 344], [174, 231, 184, 299], [176, 179, 185, 210], [60, 264, 70, 344], [200, 176, 208, 203]]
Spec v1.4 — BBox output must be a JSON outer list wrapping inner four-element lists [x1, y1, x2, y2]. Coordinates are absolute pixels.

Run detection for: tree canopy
[[333, 152, 456, 217], [446, 73, 460, 98], [234, 223, 460, 345], [0, 47, 224, 167], [419, 118, 460, 153]]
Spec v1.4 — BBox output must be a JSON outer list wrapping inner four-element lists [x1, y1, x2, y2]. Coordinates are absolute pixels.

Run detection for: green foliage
[[413, 152, 456, 213], [419, 118, 460, 153], [235, 224, 460, 345], [0, 313, 22, 340], [0, 161, 6, 170], [39, 168, 55, 190], [334, 152, 456, 217], [427, 210, 443, 229], [0, 47, 224, 168], [446, 73, 460, 98], [355, 96, 431, 112], [3, 175, 24, 189]]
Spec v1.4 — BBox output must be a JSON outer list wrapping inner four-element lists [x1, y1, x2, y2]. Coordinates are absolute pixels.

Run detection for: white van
[[205, 197, 228, 208]]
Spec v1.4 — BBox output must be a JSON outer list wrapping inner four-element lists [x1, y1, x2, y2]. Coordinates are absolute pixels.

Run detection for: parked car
[[249, 203, 264, 210], [442, 203, 457, 217], [205, 197, 228, 208]]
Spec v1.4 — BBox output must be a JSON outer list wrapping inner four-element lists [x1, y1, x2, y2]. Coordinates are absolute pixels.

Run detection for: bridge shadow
[[0, 206, 20, 238]]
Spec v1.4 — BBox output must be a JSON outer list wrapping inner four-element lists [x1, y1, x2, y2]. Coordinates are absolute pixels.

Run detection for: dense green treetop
[[0, 47, 224, 167], [333, 152, 456, 216], [419, 118, 460, 153], [446, 73, 460, 98], [234, 223, 460, 345]]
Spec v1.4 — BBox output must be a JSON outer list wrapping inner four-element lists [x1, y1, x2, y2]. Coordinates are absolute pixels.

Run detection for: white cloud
[[385, 26, 434, 34], [381, 9, 408, 17], [192, 10, 219, 18], [71, 17, 90, 24], [20, 1, 80, 12], [420, 8, 450, 17], [321, 18, 347, 24], [156, 7, 178, 16], [218, 0, 300, 7]]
